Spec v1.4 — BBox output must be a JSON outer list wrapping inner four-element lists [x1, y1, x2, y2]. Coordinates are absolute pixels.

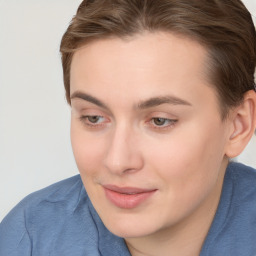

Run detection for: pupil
[[154, 118, 165, 126]]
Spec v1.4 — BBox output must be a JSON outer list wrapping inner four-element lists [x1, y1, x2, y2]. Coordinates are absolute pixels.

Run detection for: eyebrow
[[70, 91, 192, 110], [137, 96, 192, 109], [70, 91, 109, 110]]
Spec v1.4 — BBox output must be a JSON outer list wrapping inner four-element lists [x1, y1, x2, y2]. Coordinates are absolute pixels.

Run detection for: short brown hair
[[60, 0, 256, 118]]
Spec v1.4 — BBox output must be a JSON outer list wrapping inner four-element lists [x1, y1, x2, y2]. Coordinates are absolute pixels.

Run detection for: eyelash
[[79, 115, 178, 131]]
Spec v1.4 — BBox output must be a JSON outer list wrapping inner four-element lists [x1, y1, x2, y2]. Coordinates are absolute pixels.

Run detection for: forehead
[[70, 32, 218, 112], [70, 32, 208, 85]]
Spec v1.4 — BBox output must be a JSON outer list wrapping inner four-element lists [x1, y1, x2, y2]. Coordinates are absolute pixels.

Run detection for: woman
[[1, 0, 256, 255]]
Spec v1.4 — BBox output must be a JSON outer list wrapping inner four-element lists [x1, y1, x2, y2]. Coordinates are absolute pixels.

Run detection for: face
[[70, 32, 231, 239]]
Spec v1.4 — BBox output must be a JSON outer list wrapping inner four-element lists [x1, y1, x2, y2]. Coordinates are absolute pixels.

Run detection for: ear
[[225, 90, 256, 158]]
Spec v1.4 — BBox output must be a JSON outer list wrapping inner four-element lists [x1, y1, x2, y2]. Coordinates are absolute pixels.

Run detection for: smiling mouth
[[103, 185, 157, 209]]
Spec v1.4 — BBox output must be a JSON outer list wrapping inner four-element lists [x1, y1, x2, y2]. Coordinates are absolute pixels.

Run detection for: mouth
[[103, 185, 157, 209]]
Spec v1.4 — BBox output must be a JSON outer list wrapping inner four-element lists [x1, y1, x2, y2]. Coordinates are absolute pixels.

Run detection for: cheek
[[143, 131, 224, 221], [145, 122, 226, 192], [70, 121, 105, 177]]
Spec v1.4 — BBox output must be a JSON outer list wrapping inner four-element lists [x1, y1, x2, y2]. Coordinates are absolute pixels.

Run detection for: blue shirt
[[1, 162, 256, 255]]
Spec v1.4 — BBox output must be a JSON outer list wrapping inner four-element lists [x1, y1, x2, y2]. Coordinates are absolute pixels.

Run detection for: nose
[[103, 124, 144, 175]]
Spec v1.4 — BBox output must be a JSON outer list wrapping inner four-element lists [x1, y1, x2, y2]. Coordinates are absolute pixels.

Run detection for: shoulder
[[227, 161, 256, 196], [3, 174, 85, 219], [226, 162, 256, 220], [0, 175, 100, 255], [201, 162, 256, 255], [227, 161, 256, 176]]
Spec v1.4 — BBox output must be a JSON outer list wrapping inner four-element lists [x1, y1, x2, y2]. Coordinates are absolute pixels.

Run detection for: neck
[[125, 161, 228, 256]]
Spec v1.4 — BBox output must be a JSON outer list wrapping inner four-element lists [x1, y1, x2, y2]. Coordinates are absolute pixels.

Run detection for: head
[[59, 0, 256, 245]]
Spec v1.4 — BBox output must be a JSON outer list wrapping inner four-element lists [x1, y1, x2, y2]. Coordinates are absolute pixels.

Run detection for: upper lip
[[103, 184, 157, 194]]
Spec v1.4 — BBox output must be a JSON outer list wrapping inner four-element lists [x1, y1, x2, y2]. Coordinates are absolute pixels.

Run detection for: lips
[[103, 185, 157, 209]]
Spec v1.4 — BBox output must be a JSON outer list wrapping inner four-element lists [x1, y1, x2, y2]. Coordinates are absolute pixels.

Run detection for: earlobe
[[225, 90, 256, 158]]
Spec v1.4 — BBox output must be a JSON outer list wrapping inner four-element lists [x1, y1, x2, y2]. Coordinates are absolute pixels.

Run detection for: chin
[[109, 226, 154, 239], [102, 214, 161, 238]]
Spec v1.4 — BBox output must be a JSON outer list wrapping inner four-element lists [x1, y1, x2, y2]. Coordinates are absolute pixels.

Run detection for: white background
[[0, 0, 256, 221]]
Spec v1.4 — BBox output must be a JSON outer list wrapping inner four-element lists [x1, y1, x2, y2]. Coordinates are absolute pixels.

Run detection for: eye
[[150, 117, 177, 129], [79, 115, 107, 127], [152, 118, 169, 126], [87, 115, 103, 124]]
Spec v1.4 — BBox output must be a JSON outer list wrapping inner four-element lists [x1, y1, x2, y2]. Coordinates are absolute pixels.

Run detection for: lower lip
[[104, 188, 156, 209]]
